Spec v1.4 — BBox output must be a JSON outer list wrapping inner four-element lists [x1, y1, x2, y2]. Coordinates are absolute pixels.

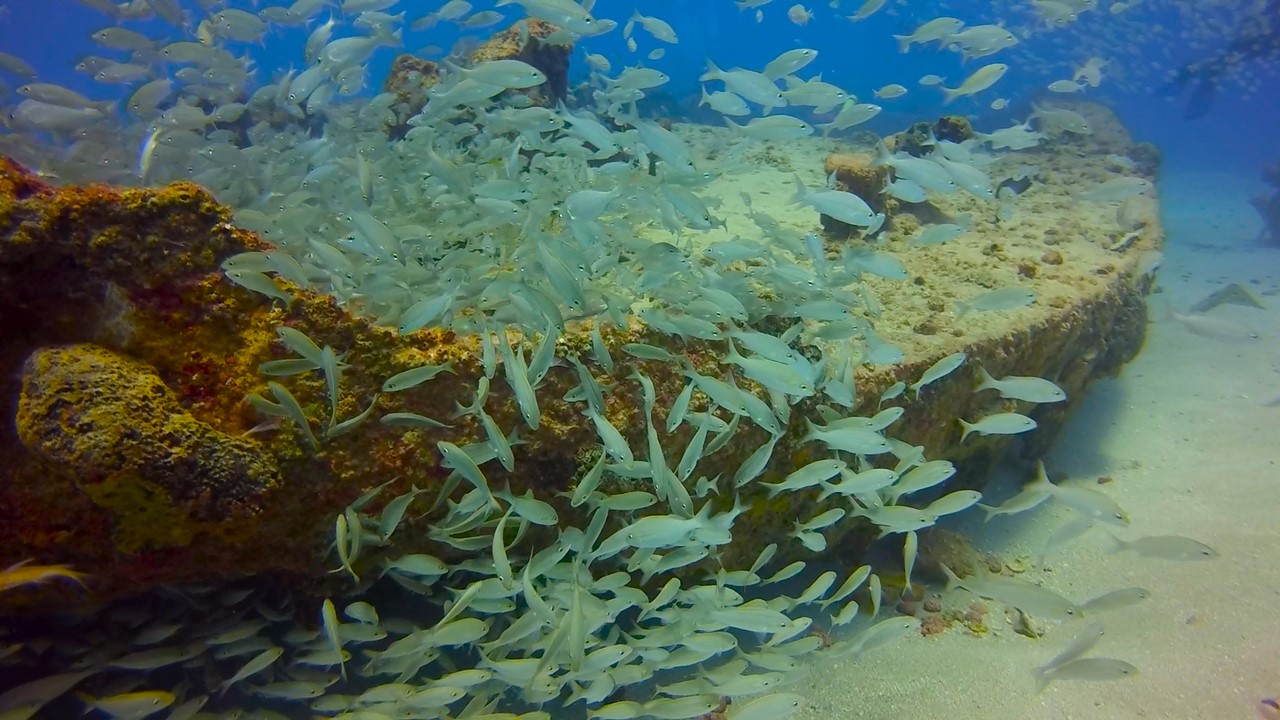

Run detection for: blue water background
[[1, 1, 1276, 186]]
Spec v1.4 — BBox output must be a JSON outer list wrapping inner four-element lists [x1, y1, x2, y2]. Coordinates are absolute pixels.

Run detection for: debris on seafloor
[[1188, 281, 1267, 313], [1166, 304, 1260, 342]]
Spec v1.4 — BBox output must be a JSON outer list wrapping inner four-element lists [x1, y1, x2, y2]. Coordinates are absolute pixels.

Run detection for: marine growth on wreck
[[0, 0, 1258, 718]]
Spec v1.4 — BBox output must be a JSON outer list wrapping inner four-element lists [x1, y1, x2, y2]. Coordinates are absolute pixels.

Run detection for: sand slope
[[792, 170, 1280, 720]]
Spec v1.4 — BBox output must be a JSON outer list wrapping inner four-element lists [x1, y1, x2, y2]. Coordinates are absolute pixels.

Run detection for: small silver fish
[[958, 412, 1037, 442], [382, 362, 456, 392], [910, 352, 966, 399], [975, 367, 1066, 403], [1035, 657, 1137, 692], [955, 287, 1036, 317], [1079, 587, 1150, 613], [1108, 533, 1217, 561]]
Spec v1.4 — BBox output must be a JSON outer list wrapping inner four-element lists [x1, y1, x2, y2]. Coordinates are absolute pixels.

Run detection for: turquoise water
[[1, 1, 1277, 719]]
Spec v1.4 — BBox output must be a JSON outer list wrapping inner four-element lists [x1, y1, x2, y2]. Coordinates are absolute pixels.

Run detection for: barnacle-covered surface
[[0, 97, 1159, 610]]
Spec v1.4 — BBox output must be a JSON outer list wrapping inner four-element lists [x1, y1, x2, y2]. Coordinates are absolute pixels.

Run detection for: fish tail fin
[[698, 58, 722, 83], [1030, 460, 1054, 489], [937, 561, 961, 591], [61, 567, 90, 589], [799, 418, 819, 444], [1103, 531, 1126, 554], [975, 365, 997, 392], [443, 57, 465, 77], [723, 337, 745, 363], [954, 300, 971, 318], [976, 503, 998, 522], [790, 175, 809, 205], [871, 138, 892, 167], [893, 34, 912, 53], [1032, 665, 1053, 694], [941, 87, 958, 105], [452, 396, 482, 419], [958, 418, 975, 443]]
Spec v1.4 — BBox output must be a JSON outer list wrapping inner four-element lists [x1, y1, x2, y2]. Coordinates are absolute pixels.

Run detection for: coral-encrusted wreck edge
[[0, 147, 1157, 613]]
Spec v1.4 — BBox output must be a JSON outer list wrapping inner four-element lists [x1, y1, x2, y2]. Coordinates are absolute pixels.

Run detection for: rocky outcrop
[[16, 345, 281, 520]]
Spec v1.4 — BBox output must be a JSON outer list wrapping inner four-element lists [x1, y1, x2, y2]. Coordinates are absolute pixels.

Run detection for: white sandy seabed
[[788, 170, 1280, 720]]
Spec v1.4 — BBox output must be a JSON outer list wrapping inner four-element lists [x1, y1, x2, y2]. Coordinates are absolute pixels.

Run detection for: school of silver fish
[[0, 0, 1227, 718]]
